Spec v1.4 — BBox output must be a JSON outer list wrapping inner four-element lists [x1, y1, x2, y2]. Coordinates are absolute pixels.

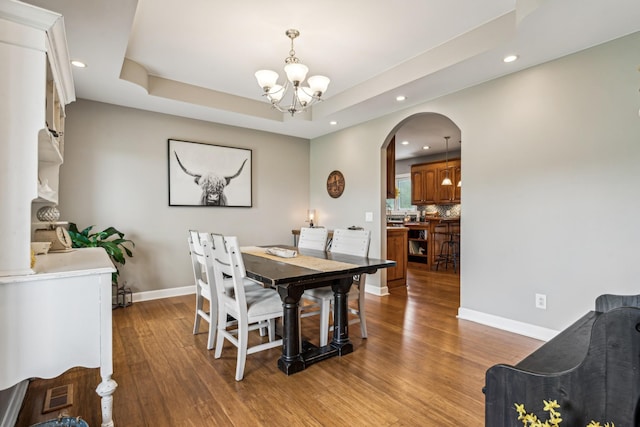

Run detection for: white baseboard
[[457, 307, 559, 342], [133, 285, 195, 302], [366, 283, 390, 296]]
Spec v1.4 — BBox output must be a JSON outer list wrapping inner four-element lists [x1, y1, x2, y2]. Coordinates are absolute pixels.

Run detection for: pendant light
[[441, 136, 452, 186], [457, 139, 462, 187]]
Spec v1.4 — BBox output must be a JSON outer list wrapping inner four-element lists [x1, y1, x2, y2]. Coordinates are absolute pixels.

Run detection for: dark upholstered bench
[[484, 294, 640, 426]]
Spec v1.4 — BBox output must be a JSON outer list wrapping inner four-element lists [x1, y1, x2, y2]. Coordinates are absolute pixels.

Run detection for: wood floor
[[16, 268, 542, 426]]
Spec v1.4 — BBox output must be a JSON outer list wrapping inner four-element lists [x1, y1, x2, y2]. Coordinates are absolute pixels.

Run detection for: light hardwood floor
[[17, 268, 542, 426]]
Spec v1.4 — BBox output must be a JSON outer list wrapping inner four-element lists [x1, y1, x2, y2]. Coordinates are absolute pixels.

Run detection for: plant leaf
[[80, 225, 95, 237], [101, 227, 125, 240]]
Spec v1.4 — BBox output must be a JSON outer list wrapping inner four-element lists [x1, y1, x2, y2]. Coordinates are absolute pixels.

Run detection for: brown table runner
[[241, 246, 358, 272]]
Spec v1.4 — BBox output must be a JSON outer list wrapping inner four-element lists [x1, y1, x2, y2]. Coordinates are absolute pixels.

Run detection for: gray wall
[[59, 100, 310, 293], [310, 31, 640, 332]]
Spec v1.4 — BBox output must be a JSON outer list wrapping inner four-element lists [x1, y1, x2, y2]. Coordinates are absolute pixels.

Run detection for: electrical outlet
[[535, 293, 547, 310], [365, 212, 373, 222]]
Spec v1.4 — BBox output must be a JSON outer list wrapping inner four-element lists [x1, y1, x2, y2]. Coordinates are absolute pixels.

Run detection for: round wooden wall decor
[[326, 170, 345, 198]]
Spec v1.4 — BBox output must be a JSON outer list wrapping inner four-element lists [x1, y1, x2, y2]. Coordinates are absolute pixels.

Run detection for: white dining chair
[[189, 230, 266, 350], [298, 226, 329, 251], [302, 228, 371, 346], [188, 230, 217, 350], [202, 233, 283, 381]]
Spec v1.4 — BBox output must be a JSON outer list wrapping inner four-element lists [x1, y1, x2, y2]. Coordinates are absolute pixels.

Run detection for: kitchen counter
[[405, 217, 460, 225], [402, 218, 460, 269]]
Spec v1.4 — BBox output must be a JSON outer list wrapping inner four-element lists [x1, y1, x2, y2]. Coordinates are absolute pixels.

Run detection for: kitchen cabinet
[[436, 159, 461, 203], [411, 164, 437, 204], [454, 162, 462, 201], [407, 224, 429, 265], [411, 158, 461, 205], [386, 227, 408, 288], [404, 219, 460, 268], [386, 136, 396, 199]]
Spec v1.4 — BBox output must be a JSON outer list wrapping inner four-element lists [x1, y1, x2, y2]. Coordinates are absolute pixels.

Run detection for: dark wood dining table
[[242, 245, 396, 375]]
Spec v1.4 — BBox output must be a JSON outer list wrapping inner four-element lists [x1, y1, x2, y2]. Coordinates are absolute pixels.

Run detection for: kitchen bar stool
[[434, 222, 460, 273]]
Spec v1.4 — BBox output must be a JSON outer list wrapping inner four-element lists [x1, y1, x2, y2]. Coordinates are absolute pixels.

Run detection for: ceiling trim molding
[[516, 0, 548, 24], [314, 12, 516, 118], [120, 58, 306, 122], [46, 15, 75, 105], [0, 1, 75, 105]]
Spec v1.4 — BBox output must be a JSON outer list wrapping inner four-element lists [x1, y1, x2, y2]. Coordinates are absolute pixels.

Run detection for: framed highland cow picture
[[168, 139, 252, 207]]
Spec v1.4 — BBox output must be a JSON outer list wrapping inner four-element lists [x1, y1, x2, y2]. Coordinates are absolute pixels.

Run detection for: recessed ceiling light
[[503, 55, 518, 63], [71, 60, 87, 68], [401, 140, 409, 145], [329, 121, 337, 125], [422, 146, 430, 150], [396, 95, 406, 102]]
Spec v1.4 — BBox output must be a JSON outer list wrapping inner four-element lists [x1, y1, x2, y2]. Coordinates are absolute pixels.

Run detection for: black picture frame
[[168, 139, 252, 207]]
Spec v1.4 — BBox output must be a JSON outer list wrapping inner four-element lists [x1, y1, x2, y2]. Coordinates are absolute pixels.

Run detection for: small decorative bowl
[[36, 205, 60, 222], [31, 241, 52, 255]]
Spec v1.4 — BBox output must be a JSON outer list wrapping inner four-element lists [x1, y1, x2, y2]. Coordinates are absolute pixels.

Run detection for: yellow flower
[[543, 400, 560, 410], [514, 399, 613, 427], [550, 416, 563, 426], [544, 399, 561, 416]]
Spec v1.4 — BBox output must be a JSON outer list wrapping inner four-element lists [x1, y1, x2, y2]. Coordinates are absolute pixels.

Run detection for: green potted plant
[[67, 223, 135, 285]]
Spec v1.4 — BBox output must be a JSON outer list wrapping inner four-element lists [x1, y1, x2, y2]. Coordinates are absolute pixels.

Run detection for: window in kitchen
[[386, 173, 415, 211]]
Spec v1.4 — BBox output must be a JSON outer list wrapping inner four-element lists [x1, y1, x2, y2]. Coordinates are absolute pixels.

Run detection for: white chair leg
[[193, 313, 201, 335], [236, 322, 249, 381], [268, 319, 276, 342], [214, 310, 227, 359], [193, 295, 202, 334], [319, 298, 331, 347], [206, 301, 218, 350]]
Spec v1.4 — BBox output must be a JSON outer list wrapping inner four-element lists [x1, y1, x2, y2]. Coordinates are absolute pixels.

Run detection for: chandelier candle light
[[255, 29, 330, 116]]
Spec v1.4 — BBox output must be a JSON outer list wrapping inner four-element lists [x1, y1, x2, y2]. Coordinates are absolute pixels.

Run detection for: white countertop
[[0, 247, 115, 284]]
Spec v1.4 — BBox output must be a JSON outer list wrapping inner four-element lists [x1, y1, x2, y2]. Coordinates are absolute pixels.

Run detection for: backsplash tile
[[420, 204, 461, 218]]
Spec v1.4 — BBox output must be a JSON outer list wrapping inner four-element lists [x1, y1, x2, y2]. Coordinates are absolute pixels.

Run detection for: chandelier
[[255, 29, 330, 116]]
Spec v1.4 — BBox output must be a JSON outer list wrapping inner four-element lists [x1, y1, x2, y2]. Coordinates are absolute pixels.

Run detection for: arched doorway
[[382, 112, 462, 292]]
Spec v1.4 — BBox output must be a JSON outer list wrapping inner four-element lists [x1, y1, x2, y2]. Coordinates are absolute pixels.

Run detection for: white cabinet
[[0, 5, 93, 426], [0, 249, 117, 427], [0, 2, 75, 276]]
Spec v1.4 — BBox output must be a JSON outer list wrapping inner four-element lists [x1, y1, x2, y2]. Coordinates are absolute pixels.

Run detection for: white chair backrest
[[199, 233, 226, 297], [213, 235, 247, 314], [188, 230, 208, 284], [330, 229, 371, 257], [201, 233, 249, 299], [298, 227, 329, 251]]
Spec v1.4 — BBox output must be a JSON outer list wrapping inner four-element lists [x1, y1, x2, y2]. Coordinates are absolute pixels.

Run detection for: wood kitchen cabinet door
[[386, 137, 396, 199], [386, 228, 408, 288], [411, 165, 437, 205], [435, 159, 461, 203], [454, 162, 461, 202]]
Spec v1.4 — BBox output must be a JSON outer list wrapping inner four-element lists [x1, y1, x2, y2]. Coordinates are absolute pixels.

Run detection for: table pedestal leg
[[276, 276, 354, 374], [277, 286, 305, 375], [331, 277, 354, 355]]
